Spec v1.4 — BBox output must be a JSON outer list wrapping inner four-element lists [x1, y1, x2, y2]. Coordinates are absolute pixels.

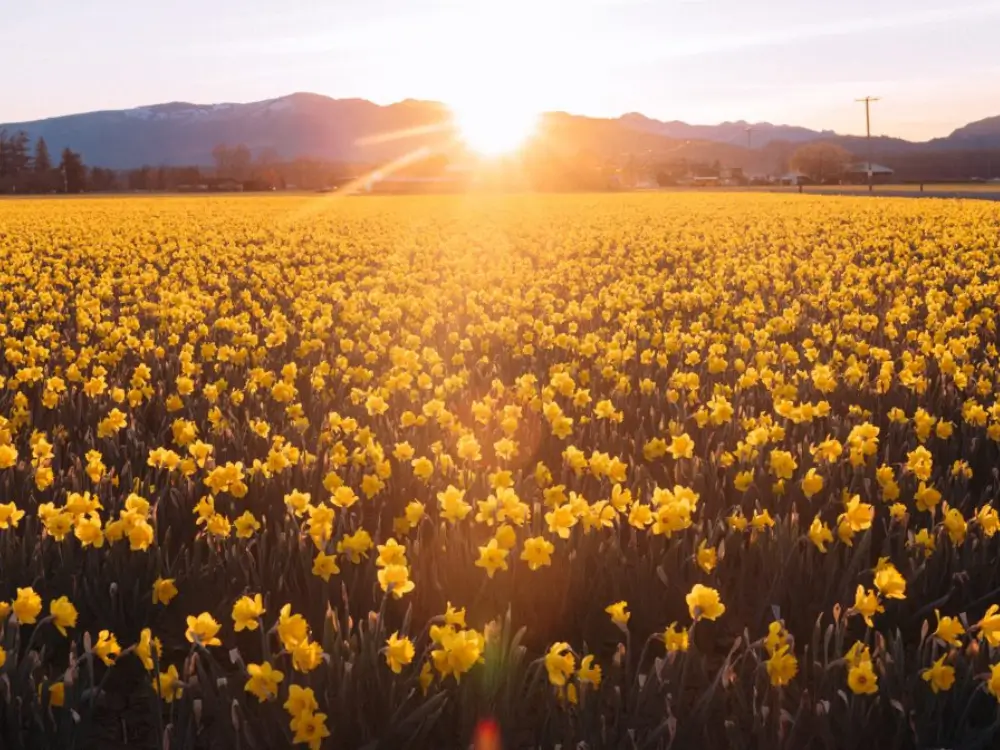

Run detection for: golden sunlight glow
[[452, 102, 539, 156]]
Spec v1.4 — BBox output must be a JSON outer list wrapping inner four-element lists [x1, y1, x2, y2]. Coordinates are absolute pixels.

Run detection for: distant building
[[692, 176, 721, 187], [844, 163, 894, 184], [779, 171, 809, 186], [362, 175, 470, 194], [720, 167, 746, 186], [185, 178, 244, 192]]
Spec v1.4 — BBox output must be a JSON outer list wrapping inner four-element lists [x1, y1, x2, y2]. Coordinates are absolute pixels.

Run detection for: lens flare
[[453, 103, 538, 157]]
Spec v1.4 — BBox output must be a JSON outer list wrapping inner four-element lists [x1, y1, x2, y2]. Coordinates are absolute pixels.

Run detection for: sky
[[3, 0, 1000, 140]]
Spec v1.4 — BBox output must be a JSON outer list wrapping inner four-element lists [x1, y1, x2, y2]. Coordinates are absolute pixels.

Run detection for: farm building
[[779, 170, 809, 186], [692, 176, 720, 187], [844, 162, 894, 184]]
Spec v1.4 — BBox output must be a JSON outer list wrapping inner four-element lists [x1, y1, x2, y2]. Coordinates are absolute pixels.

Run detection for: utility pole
[[856, 96, 880, 192], [745, 126, 753, 150]]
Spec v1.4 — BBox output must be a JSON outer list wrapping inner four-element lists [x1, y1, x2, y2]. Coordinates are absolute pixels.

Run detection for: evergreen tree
[[34, 137, 52, 172], [59, 148, 86, 192], [8, 131, 30, 174]]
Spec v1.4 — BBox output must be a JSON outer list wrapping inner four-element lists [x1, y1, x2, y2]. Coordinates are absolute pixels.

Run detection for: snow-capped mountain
[[1, 93, 456, 168], [6, 92, 993, 170]]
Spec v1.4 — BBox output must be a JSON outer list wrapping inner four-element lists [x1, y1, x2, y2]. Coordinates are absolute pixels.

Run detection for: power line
[[855, 96, 880, 192]]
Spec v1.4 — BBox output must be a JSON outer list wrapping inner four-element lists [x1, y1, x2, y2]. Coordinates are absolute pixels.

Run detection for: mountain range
[[4, 92, 1000, 171]]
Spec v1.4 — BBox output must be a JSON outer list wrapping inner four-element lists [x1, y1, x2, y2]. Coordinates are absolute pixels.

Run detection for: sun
[[452, 103, 539, 157]]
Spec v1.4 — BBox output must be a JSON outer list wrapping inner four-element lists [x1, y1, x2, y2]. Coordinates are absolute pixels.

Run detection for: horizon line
[[1, 90, 952, 144]]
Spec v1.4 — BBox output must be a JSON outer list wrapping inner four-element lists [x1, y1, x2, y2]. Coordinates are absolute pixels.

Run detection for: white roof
[[847, 162, 894, 174]]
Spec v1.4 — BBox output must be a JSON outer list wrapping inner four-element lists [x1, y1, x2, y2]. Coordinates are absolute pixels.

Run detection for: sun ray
[[279, 145, 438, 222], [355, 122, 453, 146]]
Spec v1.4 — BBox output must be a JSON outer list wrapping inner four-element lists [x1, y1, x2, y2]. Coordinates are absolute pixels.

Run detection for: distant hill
[[3, 92, 1000, 177], [930, 115, 1000, 149], [618, 113, 833, 147], [0, 94, 457, 169]]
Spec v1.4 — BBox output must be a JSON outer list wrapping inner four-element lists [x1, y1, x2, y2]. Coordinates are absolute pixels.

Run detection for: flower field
[[3, 192, 1000, 748]]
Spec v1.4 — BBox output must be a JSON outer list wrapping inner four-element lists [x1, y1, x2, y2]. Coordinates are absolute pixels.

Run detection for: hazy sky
[[4, 0, 1000, 140]]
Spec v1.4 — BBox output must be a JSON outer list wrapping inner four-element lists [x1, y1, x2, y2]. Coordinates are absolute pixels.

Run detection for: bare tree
[[791, 142, 853, 183]]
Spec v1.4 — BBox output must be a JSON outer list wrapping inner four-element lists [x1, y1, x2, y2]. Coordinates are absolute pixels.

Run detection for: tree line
[[784, 142, 1000, 183], [0, 136, 363, 194], [7, 130, 1000, 195], [0, 129, 203, 194], [120, 146, 362, 191], [0, 130, 95, 193]]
